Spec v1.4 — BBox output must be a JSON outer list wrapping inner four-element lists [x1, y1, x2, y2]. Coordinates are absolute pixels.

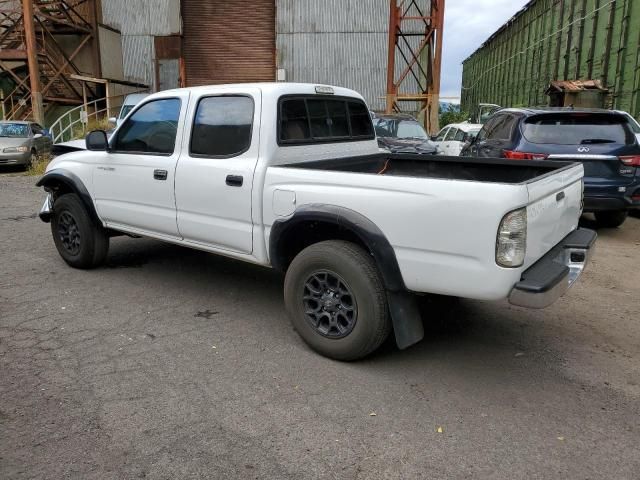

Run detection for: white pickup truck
[[37, 83, 596, 360]]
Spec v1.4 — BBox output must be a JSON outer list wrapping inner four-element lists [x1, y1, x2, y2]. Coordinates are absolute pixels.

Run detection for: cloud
[[441, 0, 531, 100]]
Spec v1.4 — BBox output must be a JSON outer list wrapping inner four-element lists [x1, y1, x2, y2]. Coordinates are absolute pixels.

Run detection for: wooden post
[[22, 0, 44, 124]]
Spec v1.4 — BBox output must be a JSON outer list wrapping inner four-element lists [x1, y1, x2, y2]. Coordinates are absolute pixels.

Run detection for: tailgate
[[524, 164, 583, 268]]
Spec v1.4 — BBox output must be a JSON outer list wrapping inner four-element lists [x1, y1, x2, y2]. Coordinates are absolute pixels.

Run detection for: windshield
[[374, 119, 428, 139], [0, 123, 29, 138], [467, 128, 481, 138], [119, 105, 136, 119], [522, 114, 635, 145]]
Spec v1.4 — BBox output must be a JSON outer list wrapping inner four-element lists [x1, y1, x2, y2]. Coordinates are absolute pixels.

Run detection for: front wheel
[[594, 210, 628, 228], [50, 194, 109, 269], [284, 240, 391, 361]]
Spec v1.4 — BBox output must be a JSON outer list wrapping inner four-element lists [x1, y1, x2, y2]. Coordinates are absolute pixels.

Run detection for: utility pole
[[22, 0, 44, 124]]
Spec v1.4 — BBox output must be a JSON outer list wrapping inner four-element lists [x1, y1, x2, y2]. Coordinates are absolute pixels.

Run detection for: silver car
[[0, 121, 53, 169]]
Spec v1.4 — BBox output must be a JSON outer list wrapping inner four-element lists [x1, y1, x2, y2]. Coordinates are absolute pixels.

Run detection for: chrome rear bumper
[[509, 228, 597, 309]]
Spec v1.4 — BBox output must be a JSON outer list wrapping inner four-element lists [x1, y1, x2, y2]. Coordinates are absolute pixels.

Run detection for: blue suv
[[462, 107, 640, 227]]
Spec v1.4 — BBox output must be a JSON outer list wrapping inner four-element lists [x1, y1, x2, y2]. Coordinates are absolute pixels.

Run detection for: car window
[[435, 127, 449, 142], [0, 123, 29, 138], [625, 114, 640, 134], [487, 114, 516, 141], [374, 118, 427, 139], [522, 113, 635, 145], [279, 96, 374, 144], [454, 129, 466, 142], [444, 128, 457, 141], [31, 124, 43, 135], [190, 96, 254, 157], [113, 98, 181, 154], [119, 104, 135, 119]]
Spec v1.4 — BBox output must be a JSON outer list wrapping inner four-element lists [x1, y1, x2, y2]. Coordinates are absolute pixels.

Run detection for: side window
[[190, 96, 254, 157], [444, 128, 457, 141], [435, 128, 448, 142], [488, 114, 517, 141], [478, 116, 500, 141], [113, 98, 181, 154], [454, 129, 466, 142], [31, 124, 42, 135], [279, 96, 374, 144]]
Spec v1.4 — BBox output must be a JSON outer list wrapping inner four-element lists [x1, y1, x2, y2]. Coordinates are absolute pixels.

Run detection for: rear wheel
[[594, 210, 628, 228], [50, 194, 109, 269], [284, 240, 391, 361]]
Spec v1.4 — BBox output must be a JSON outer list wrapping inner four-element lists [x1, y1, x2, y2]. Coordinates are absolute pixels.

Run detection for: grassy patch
[[71, 117, 112, 140], [26, 154, 52, 177]]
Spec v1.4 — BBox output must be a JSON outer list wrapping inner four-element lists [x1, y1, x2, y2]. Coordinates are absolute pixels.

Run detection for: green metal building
[[461, 0, 640, 120]]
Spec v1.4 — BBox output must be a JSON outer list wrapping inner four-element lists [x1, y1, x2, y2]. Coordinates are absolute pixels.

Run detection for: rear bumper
[[509, 228, 597, 309]]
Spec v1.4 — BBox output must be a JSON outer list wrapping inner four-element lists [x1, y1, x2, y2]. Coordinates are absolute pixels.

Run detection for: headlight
[[3, 146, 29, 153], [496, 208, 527, 267]]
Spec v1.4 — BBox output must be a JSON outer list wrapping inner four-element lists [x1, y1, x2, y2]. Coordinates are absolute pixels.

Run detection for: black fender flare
[[36, 169, 100, 225], [270, 204, 423, 350]]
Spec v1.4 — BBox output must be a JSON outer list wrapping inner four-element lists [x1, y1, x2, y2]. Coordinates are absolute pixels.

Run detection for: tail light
[[496, 208, 527, 268], [503, 150, 548, 160], [619, 156, 640, 167]]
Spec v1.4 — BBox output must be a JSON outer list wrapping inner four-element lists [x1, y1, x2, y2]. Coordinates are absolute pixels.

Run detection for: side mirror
[[86, 130, 109, 151], [33, 133, 43, 139], [430, 135, 438, 142]]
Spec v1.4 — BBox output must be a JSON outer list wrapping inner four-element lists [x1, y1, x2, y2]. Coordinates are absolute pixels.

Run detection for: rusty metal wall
[[100, 0, 180, 89], [276, 0, 425, 112], [181, 0, 276, 86]]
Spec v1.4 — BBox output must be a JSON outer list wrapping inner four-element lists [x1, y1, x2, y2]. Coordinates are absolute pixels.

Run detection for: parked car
[[0, 120, 52, 169], [618, 110, 640, 143], [36, 83, 595, 360], [432, 122, 483, 156], [109, 93, 149, 127], [372, 113, 439, 154], [462, 107, 640, 228]]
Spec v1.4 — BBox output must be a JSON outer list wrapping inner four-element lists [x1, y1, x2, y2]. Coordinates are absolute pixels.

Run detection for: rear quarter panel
[[264, 167, 530, 300]]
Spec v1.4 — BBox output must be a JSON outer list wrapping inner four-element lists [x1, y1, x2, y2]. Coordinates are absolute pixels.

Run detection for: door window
[[31, 123, 43, 135], [190, 96, 254, 157], [444, 128, 457, 141], [454, 129, 466, 142], [487, 114, 517, 141], [112, 98, 181, 154], [435, 128, 449, 142]]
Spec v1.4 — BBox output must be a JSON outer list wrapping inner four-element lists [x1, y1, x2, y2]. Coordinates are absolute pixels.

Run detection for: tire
[[24, 149, 37, 170], [284, 240, 392, 361], [50, 193, 109, 269], [594, 210, 628, 228]]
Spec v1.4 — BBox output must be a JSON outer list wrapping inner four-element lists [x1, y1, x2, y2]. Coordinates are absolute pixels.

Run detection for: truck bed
[[279, 153, 575, 184]]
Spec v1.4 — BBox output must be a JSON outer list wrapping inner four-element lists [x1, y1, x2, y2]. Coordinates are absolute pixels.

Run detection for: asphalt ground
[[1, 173, 639, 479]]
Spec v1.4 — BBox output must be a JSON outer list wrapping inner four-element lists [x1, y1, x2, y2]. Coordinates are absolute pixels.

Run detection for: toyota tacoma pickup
[[37, 83, 596, 360]]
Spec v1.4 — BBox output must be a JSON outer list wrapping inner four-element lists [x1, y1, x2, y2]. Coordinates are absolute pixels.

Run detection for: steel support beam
[[22, 0, 44, 124], [385, 0, 445, 134]]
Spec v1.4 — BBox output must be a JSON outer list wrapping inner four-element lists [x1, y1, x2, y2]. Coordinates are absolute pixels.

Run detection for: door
[[451, 128, 467, 156], [31, 123, 52, 155], [474, 114, 516, 157], [434, 127, 449, 153], [93, 93, 190, 237], [175, 90, 260, 253], [441, 127, 458, 155]]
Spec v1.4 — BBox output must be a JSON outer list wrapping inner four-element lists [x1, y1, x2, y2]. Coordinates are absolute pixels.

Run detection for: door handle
[[226, 175, 243, 187], [154, 169, 168, 181]]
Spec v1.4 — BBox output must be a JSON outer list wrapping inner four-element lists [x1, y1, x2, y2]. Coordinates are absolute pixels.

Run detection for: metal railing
[[48, 98, 109, 144]]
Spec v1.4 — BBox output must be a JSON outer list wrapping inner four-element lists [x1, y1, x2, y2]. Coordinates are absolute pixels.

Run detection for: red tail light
[[503, 150, 548, 160], [620, 156, 640, 167]]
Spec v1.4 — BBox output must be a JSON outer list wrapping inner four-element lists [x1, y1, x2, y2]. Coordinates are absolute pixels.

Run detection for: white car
[[433, 122, 483, 156], [36, 83, 595, 360], [110, 93, 149, 127]]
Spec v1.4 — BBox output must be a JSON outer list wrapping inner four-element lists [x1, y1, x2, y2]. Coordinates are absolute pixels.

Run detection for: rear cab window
[[521, 113, 636, 145], [278, 96, 374, 145]]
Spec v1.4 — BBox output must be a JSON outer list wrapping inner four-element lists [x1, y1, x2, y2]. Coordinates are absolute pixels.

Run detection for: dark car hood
[[377, 137, 438, 154]]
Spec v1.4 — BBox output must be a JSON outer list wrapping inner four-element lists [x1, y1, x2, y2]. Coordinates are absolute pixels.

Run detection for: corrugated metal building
[[97, 0, 425, 111], [461, 0, 640, 119]]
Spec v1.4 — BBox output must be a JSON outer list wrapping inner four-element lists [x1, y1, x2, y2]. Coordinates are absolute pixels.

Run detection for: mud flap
[[387, 291, 424, 350]]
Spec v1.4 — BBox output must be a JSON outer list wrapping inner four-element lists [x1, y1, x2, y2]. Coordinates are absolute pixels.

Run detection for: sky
[[441, 0, 531, 102]]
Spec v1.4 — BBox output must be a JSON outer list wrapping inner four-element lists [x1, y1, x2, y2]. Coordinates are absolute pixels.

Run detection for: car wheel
[[594, 210, 628, 228], [25, 149, 37, 170], [50, 193, 109, 269], [284, 240, 392, 361]]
